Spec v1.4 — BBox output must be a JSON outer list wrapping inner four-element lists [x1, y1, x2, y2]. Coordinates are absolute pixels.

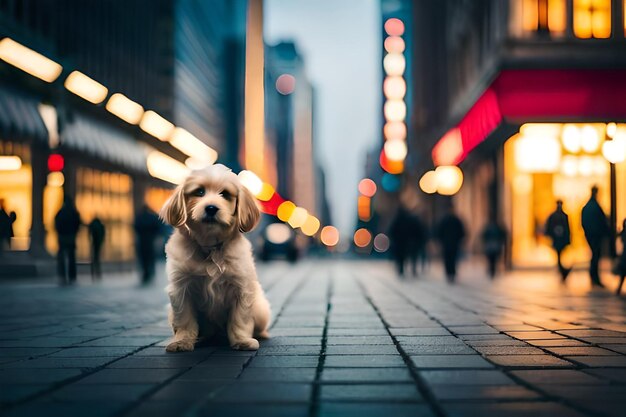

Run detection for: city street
[[1, 260, 625, 417]]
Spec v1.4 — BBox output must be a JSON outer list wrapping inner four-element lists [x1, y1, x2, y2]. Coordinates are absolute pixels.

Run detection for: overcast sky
[[264, 0, 381, 237]]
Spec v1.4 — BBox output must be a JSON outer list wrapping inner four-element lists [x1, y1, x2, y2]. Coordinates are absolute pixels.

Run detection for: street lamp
[[602, 124, 626, 257]]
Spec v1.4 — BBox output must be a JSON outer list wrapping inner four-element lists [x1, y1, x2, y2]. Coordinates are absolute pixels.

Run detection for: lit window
[[574, 0, 611, 39], [522, 0, 566, 35]]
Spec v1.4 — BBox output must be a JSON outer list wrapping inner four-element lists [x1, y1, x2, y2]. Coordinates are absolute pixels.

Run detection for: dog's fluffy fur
[[160, 164, 271, 352]]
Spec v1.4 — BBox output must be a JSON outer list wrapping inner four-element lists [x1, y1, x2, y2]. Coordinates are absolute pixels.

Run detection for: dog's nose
[[205, 205, 219, 217]]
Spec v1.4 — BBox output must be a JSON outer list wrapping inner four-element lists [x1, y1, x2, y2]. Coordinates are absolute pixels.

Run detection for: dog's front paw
[[231, 338, 260, 351], [166, 339, 195, 352]]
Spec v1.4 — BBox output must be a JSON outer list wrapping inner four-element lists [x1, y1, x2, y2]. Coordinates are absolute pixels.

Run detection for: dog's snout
[[205, 205, 219, 217]]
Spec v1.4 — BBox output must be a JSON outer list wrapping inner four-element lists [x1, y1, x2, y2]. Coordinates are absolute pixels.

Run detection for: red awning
[[432, 69, 626, 166]]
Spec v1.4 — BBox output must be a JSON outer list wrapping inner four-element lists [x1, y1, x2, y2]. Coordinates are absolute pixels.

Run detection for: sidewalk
[[0, 260, 625, 417]]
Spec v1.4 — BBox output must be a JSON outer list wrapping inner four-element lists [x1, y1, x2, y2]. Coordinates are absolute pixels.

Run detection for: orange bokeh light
[[353, 228, 372, 248], [384, 18, 405, 36], [320, 226, 340, 247], [358, 178, 377, 197], [383, 76, 406, 100], [432, 127, 463, 166], [379, 149, 404, 174], [357, 195, 371, 221]]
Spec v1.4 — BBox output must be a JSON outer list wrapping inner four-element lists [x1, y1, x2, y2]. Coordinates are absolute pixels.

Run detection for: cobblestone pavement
[[1, 260, 625, 417]]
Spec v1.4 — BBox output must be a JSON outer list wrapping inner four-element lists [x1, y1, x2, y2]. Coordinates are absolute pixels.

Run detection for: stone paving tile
[[565, 355, 626, 367], [247, 355, 319, 368], [3, 401, 130, 417], [505, 331, 566, 340], [317, 403, 436, 417], [527, 339, 591, 347], [485, 354, 575, 368], [256, 345, 321, 355], [410, 355, 494, 369], [77, 368, 182, 384], [41, 383, 154, 402], [0, 356, 115, 369], [584, 368, 626, 383], [47, 346, 140, 357], [209, 382, 311, 403], [419, 370, 515, 385], [545, 346, 619, 356], [198, 404, 310, 417], [443, 401, 587, 417], [402, 344, 476, 355], [430, 384, 542, 401], [0, 368, 82, 384], [149, 380, 229, 400], [324, 355, 406, 368], [388, 327, 452, 336], [324, 345, 399, 355], [325, 336, 394, 345], [319, 383, 423, 402], [320, 368, 413, 383], [511, 369, 609, 385], [238, 367, 317, 382]]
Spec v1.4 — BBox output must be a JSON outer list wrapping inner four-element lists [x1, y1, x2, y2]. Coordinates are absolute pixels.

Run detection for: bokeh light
[[419, 170, 437, 194], [277, 201, 296, 222], [320, 226, 340, 247], [435, 165, 464, 196], [256, 183, 275, 202], [383, 53, 405, 76], [357, 195, 371, 221], [383, 100, 406, 122], [266, 223, 291, 244], [373, 233, 390, 253], [384, 18, 405, 36], [238, 170, 264, 195], [560, 155, 578, 177], [353, 228, 372, 248], [384, 121, 407, 141], [301, 215, 321, 236], [384, 139, 407, 161], [381, 173, 401, 192], [384, 36, 405, 53], [47, 172, 65, 187], [580, 124, 600, 153], [275, 74, 296, 95], [383, 76, 406, 100], [379, 150, 404, 174], [48, 154, 64, 172], [358, 178, 377, 197], [287, 207, 308, 228], [561, 124, 581, 153]]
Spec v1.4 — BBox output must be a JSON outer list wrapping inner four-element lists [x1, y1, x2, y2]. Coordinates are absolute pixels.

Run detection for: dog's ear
[[237, 186, 260, 233], [160, 185, 187, 227]]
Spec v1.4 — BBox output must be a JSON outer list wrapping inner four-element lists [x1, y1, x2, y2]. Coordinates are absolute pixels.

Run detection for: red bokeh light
[[358, 178, 377, 197], [384, 18, 405, 36], [48, 154, 64, 172], [275, 74, 296, 95], [379, 149, 404, 174]]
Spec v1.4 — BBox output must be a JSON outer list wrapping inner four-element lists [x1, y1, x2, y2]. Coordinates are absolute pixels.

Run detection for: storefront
[[432, 69, 626, 268], [0, 86, 49, 253]]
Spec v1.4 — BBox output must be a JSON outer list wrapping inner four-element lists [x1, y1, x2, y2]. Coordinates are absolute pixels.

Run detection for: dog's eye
[[192, 187, 205, 197], [219, 191, 231, 199]]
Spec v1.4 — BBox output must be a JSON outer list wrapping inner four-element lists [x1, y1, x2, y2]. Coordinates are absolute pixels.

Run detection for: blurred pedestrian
[[435, 204, 466, 282], [481, 219, 506, 278], [545, 200, 572, 281], [389, 206, 425, 277], [0, 199, 11, 255], [614, 219, 626, 295], [55, 196, 81, 285], [581, 186, 609, 288], [134, 205, 162, 284], [88, 217, 106, 280]]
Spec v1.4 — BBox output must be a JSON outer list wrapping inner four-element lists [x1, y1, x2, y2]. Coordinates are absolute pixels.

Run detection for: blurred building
[[407, 0, 626, 268], [0, 0, 248, 272], [264, 41, 329, 249]]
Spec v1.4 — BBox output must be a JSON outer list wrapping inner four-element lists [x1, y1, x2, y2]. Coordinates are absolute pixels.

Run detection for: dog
[[160, 164, 271, 352]]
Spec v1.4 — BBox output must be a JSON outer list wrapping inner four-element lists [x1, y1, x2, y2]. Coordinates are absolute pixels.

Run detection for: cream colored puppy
[[160, 164, 270, 352]]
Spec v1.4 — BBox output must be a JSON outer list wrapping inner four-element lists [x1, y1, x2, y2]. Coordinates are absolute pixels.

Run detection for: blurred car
[[259, 222, 298, 262]]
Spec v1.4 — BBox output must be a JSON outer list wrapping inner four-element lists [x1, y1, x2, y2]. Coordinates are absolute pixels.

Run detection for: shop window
[[522, 0, 566, 36], [0, 141, 32, 251], [145, 187, 173, 214], [574, 0, 611, 38], [74, 168, 135, 262]]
